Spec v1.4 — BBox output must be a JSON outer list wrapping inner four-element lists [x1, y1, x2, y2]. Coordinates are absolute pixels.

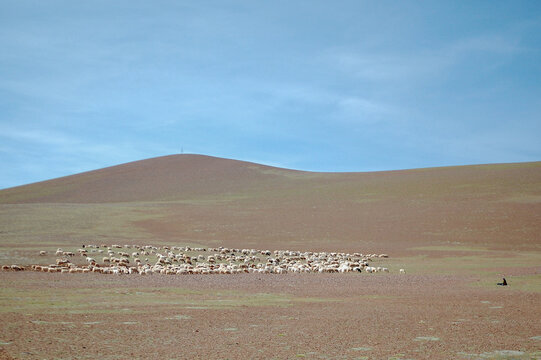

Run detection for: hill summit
[[0, 154, 306, 203]]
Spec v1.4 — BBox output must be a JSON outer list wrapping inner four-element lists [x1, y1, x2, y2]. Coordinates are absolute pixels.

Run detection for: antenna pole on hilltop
[[181, 146, 184, 154]]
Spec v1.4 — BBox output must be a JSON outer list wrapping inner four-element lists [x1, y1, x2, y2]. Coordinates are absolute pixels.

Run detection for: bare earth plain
[[0, 154, 540, 360]]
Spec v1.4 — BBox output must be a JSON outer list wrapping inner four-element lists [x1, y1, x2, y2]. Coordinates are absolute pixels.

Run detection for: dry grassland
[[0, 155, 540, 359]]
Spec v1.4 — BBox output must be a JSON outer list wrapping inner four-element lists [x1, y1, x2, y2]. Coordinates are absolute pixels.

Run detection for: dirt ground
[[1, 156, 540, 359], [0, 266, 540, 360]]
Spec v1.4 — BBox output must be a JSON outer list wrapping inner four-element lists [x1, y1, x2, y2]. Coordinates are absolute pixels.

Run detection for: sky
[[1, 1, 540, 189]]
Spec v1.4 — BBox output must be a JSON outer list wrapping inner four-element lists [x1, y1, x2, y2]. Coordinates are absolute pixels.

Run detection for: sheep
[[39, 251, 47, 256], [56, 259, 70, 266], [399, 268, 406, 274], [7, 244, 396, 277], [118, 258, 130, 266]]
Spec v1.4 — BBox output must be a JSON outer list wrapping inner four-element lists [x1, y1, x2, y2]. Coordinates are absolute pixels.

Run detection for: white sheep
[[22, 244, 397, 278]]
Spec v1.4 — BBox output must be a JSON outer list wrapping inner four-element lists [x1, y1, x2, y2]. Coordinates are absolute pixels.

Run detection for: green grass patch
[[0, 203, 164, 244], [411, 245, 489, 252], [457, 350, 541, 359], [391, 251, 541, 276], [0, 287, 337, 314]]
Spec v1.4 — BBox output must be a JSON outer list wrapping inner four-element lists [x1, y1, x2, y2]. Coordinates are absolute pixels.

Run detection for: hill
[[0, 154, 308, 203], [0, 154, 540, 253]]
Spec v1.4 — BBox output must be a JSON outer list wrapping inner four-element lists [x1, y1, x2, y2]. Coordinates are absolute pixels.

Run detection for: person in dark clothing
[[497, 277, 507, 286]]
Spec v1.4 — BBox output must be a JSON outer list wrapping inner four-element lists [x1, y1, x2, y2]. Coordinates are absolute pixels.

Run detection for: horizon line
[[1, 153, 540, 191]]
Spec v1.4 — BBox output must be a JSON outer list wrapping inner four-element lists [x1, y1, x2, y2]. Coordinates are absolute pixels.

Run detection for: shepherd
[[497, 277, 507, 286]]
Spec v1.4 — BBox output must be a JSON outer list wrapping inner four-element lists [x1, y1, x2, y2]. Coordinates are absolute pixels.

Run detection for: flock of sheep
[[2, 244, 405, 275]]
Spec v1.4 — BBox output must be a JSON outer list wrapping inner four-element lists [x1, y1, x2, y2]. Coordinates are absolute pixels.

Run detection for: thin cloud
[[0, 2, 539, 188], [0, 127, 80, 147], [328, 33, 524, 82], [336, 96, 392, 121]]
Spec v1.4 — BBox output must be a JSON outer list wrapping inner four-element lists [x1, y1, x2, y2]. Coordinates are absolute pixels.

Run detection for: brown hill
[[0, 154, 540, 253], [0, 154, 308, 203]]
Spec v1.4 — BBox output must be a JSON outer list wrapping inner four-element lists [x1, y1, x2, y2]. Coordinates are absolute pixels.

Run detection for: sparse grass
[[0, 159, 539, 359], [499, 194, 541, 204], [394, 247, 541, 276], [0, 203, 163, 244], [472, 274, 541, 293], [456, 350, 541, 359], [389, 247, 541, 295], [411, 245, 489, 252], [0, 286, 337, 314], [171, 194, 254, 205]]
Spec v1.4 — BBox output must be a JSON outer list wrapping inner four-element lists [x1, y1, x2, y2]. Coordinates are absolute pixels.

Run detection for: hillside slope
[[0, 154, 309, 203], [1, 154, 540, 205], [0, 155, 540, 252]]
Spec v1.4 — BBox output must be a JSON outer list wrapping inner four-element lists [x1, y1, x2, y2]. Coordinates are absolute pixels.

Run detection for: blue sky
[[1, 1, 540, 189]]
